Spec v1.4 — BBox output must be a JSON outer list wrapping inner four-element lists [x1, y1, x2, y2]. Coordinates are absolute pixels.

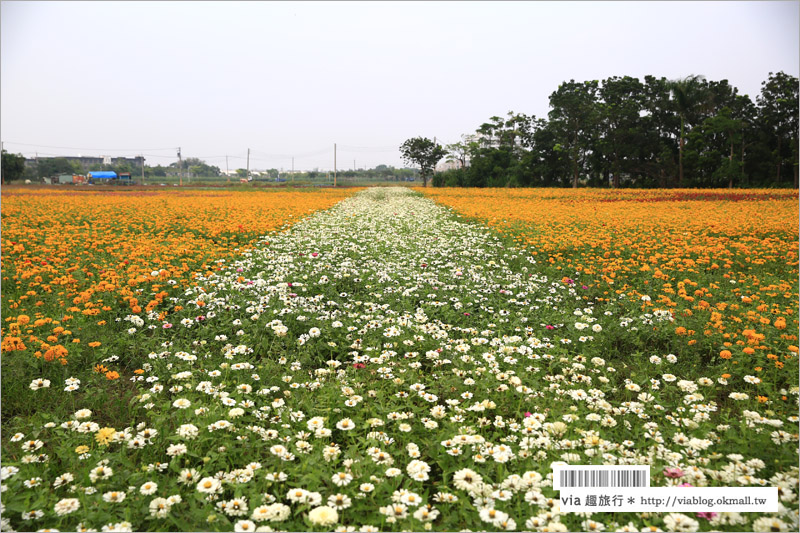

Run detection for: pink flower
[[162, 323, 173, 329], [464, 312, 471, 316], [353, 363, 365, 369], [581, 285, 588, 290], [545, 325, 555, 330], [696, 512, 717, 520], [663, 467, 684, 479], [524, 412, 532, 418], [678, 482, 693, 487], [311, 252, 319, 257]]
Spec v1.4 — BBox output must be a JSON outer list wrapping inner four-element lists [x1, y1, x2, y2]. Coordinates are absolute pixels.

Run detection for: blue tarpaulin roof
[[89, 171, 118, 179]]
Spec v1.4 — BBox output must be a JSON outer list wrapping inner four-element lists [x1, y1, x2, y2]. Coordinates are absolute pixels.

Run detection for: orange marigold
[[1, 336, 26, 352], [43, 344, 68, 362]]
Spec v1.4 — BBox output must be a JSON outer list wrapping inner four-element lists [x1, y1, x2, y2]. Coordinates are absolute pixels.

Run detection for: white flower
[[29, 379, 51, 390], [662, 513, 699, 532], [166, 444, 188, 457], [140, 481, 158, 495], [102, 491, 127, 503], [331, 472, 353, 486], [453, 468, 482, 491], [149, 497, 172, 517], [197, 477, 222, 494], [53, 498, 80, 516], [308, 506, 339, 526], [335, 418, 355, 431], [479, 508, 509, 526], [177, 424, 199, 439], [385, 467, 402, 477], [234, 520, 256, 532], [327, 493, 352, 510], [172, 398, 191, 409]]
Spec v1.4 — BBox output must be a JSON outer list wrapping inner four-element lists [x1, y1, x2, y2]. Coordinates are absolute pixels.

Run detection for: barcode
[[559, 469, 647, 488]]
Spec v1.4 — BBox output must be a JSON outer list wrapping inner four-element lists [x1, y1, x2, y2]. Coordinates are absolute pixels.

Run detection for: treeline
[[434, 72, 798, 188]]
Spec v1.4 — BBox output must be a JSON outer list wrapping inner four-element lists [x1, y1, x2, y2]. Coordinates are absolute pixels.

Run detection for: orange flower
[[720, 350, 732, 359], [94, 364, 109, 374], [105, 371, 120, 380], [88, 341, 101, 348], [43, 344, 68, 362], [1, 336, 27, 352]]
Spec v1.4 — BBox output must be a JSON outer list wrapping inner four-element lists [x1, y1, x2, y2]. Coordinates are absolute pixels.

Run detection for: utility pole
[[140, 154, 145, 185], [334, 143, 337, 187], [177, 147, 182, 186], [354, 159, 356, 171], [226, 155, 229, 182], [291, 157, 294, 182], [246, 148, 250, 180]]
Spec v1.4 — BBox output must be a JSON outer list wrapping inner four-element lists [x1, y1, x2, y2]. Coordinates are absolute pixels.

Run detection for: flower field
[[1, 186, 798, 532]]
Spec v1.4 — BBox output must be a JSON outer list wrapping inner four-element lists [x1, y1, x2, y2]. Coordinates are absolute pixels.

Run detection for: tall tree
[[669, 74, 709, 187], [399, 137, 447, 187], [598, 76, 646, 187], [548, 80, 599, 187], [36, 157, 75, 178], [445, 135, 474, 170], [757, 71, 799, 186], [1, 150, 26, 183]]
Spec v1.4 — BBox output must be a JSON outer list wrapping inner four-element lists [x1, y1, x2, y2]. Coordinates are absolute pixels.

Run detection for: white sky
[[2, 1, 798, 171]]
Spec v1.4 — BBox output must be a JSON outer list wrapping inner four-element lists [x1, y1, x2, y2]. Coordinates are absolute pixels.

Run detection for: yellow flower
[[75, 445, 90, 454], [95, 427, 116, 446]]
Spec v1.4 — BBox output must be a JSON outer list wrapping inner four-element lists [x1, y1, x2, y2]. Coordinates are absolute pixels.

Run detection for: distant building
[[25, 155, 145, 170], [435, 160, 462, 172]]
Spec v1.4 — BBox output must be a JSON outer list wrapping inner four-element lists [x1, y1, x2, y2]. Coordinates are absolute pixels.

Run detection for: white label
[[558, 487, 778, 512], [553, 465, 650, 489]]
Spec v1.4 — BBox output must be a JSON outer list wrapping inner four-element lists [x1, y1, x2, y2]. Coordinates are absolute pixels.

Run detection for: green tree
[[757, 71, 799, 186], [36, 158, 75, 178], [399, 137, 446, 187], [548, 80, 599, 188], [1, 150, 26, 182], [669, 74, 709, 187], [597, 76, 646, 187], [180, 157, 221, 177]]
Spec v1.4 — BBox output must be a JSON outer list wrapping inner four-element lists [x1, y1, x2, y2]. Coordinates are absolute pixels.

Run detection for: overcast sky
[[2, 1, 798, 171]]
